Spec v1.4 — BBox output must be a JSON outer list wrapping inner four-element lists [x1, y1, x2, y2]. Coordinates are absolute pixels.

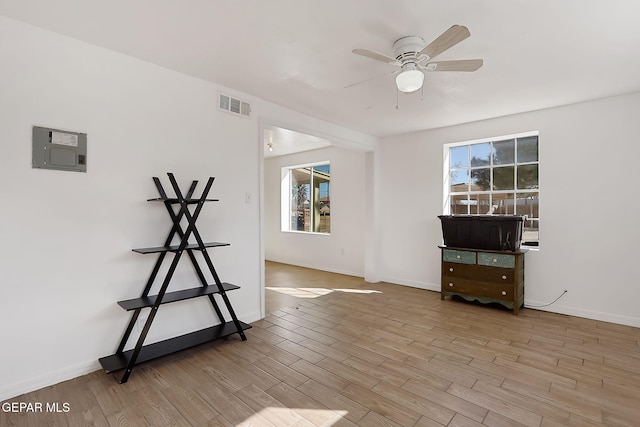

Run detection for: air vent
[[219, 94, 251, 118]]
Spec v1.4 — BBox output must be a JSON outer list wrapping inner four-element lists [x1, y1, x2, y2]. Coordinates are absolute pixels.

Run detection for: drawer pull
[[456, 255, 461, 259], [492, 258, 498, 263], [449, 283, 454, 287], [449, 267, 454, 272], [501, 290, 507, 296], [501, 275, 507, 280]]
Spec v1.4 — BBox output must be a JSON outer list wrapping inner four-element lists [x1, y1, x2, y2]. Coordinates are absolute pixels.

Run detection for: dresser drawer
[[477, 252, 515, 268], [443, 262, 514, 283], [442, 278, 514, 301], [443, 249, 476, 264]]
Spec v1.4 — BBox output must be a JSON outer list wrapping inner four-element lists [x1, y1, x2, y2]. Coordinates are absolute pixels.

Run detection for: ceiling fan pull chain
[[396, 88, 399, 109], [421, 83, 424, 101]]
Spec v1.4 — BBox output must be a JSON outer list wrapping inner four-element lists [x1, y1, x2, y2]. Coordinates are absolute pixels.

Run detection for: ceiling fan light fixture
[[395, 63, 424, 93]]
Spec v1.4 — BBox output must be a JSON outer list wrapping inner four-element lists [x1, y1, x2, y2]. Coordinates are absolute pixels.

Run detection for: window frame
[[443, 131, 539, 247], [281, 160, 331, 235]]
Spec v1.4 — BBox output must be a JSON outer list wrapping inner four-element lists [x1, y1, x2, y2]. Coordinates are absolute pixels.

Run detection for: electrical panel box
[[32, 126, 87, 173]]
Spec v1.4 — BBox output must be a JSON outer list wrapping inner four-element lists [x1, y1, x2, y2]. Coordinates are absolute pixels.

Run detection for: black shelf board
[[117, 283, 240, 311], [132, 242, 230, 254], [98, 321, 252, 373], [147, 198, 219, 204]]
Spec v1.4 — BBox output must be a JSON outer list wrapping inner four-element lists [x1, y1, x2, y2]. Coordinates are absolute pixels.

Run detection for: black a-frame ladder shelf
[[98, 173, 251, 383]]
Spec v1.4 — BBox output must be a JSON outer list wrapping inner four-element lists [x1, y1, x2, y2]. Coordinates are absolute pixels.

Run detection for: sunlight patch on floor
[[265, 287, 382, 298], [238, 407, 348, 426], [333, 288, 382, 294]]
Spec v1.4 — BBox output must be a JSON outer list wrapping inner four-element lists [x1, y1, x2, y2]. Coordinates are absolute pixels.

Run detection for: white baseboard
[[0, 359, 100, 402], [523, 301, 640, 328], [242, 310, 263, 324], [380, 276, 440, 292], [0, 311, 263, 403], [381, 278, 640, 328], [266, 258, 363, 279]]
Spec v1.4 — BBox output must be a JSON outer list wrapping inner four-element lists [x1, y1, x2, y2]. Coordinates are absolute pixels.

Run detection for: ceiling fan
[[351, 25, 483, 93]]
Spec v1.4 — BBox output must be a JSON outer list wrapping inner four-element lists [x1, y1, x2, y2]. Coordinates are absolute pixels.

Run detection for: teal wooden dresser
[[439, 246, 527, 314]]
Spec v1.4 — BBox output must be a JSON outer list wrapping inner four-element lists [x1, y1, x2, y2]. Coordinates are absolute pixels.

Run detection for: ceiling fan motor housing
[[393, 36, 428, 63]]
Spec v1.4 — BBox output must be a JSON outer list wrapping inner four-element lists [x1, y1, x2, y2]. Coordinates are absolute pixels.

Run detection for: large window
[[444, 132, 539, 246], [282, 162, 330, 234]]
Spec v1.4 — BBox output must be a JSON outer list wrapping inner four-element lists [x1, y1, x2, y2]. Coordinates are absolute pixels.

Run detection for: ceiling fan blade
[[420, 25, 471, 60], [344, 69, 400, 88], [352, 48, 400, 65], [425, 59, 483, 72]]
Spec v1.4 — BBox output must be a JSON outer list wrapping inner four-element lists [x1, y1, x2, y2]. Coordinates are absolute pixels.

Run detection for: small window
[[281, 162, 330, 234], [445, 133, 539, 246]]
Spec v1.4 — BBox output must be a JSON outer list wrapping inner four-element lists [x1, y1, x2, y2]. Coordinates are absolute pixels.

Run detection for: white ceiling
[[2, 1, 640, 142], [263, 126, 332, 159]]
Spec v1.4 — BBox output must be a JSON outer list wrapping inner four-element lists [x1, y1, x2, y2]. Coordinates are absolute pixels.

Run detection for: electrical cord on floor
[[526, 290, 568, 308]]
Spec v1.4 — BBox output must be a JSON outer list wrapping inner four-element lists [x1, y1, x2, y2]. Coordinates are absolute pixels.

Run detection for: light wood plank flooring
[[2, 261, 640, 426]]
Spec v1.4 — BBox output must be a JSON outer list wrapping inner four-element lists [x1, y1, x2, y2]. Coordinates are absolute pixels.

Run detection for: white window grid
[[443, 131, 539, 243]]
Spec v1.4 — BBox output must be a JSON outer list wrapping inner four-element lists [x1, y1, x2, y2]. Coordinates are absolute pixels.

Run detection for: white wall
[[5, 11, 638, 402], [0, 16, 376, 401], [0, 15, 261, 400], [265, 146, 367, 277], [378, 92, 640, 327]]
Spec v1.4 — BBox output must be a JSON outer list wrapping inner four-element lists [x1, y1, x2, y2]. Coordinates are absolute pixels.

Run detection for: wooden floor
[[2, 261, 640, 426]]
